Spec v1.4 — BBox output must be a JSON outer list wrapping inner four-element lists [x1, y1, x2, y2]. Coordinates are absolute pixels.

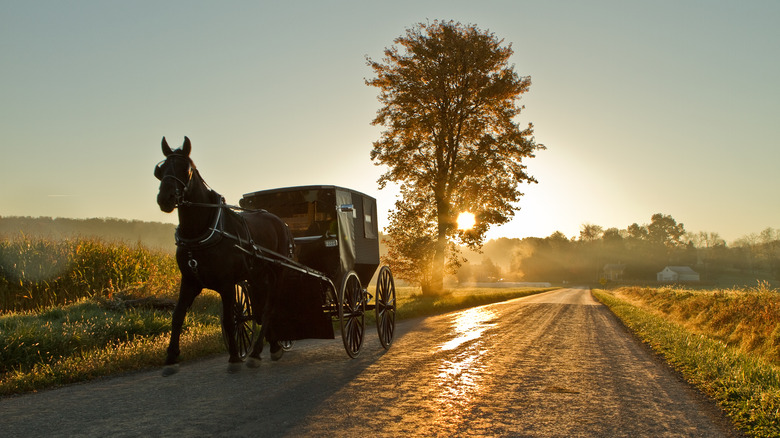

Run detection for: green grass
[[594, 288, 780, 437], [0, 291, 225, 396]]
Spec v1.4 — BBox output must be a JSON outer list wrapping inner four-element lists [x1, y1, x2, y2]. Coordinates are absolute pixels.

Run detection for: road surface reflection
[[440, 306, 497, 351], [433, 306, 498, 429]]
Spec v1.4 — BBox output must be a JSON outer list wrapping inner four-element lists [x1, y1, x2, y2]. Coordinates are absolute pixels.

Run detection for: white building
[[657, 266, 700, 282]]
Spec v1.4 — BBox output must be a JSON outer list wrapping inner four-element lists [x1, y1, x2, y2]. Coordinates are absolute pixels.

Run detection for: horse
[[154, 136, 292, 375]]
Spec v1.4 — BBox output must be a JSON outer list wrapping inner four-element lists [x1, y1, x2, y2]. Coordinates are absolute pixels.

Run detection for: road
[[1, 288, 740, 437]]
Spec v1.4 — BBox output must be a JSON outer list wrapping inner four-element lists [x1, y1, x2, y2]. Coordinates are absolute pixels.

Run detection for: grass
[[611, 283, 780, 366], [594, 286, 780, 437], [0, 235, 179, 312], [0, 290, 225, 396]]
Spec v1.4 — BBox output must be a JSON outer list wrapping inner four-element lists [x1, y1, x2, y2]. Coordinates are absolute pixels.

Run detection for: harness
[[156, 153, 290, 286], [175, 198, 226, 250]]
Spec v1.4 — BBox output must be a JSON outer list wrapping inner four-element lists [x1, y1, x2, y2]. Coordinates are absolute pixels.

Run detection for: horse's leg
[[219, 284, 243, 373], [268, 267, 285, 361], [246, 275, 269, 368], [163, 278, 201, 376]]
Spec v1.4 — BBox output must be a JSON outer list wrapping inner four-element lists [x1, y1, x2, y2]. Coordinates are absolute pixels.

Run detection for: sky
[[1, 0, 778, 244]]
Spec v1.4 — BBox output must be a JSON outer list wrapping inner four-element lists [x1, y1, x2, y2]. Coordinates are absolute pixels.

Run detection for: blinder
[[154, 161, 165, 180]]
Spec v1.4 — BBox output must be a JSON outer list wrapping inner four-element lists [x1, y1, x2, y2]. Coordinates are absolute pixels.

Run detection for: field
[[0, 234, 179, 312], [594, 285, 780, 437], [5, 236, 779, 436], [0, 235, 553, 396]]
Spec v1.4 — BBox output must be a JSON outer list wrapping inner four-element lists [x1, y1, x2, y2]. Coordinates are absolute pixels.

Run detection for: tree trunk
[[425, 233, 448, 296], [425, 195, 450, 296]]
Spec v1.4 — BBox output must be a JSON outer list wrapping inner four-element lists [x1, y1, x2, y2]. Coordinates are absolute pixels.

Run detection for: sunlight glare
[[440, 307, 497, 351], [432, 307, 497, 431], [456, 212, 476, 230]]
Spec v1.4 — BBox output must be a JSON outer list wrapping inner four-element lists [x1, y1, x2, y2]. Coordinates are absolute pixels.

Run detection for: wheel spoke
[[339, 272, 365, 358], [225, 282, 256, 359], [375, 266, 396, 349]]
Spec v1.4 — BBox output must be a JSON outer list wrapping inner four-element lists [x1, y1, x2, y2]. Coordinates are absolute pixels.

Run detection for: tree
[[579, 223, 604, 242], [647, 213, 686, 247], [627, 223, 649, 240], [366, 20, 543, 294]]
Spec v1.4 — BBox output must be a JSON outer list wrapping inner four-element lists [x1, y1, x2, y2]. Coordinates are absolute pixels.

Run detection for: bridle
[[155, 154, 194, 208], [155, 153, 256, 212]]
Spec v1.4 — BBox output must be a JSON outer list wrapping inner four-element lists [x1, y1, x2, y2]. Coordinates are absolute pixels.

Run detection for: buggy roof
[[242, 185, 375, 202]]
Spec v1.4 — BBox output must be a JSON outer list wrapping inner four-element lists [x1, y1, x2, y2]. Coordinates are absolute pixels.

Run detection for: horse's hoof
[[245, 356, 262, 368], [162, 364, 179, 377], [227, 362, 243, 374]]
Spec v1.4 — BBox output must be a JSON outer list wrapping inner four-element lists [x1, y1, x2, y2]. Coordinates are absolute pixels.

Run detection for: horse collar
[[175, 197, 226, 249]]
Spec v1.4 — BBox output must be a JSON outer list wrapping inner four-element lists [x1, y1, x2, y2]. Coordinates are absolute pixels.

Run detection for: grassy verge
[[0, 291, 225, 396], [2, 286, 554, 396], [593, 288, 780, 437]]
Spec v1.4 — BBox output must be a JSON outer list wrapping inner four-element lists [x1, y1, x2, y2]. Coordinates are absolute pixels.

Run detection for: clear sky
[[1, 1, 778, 243]]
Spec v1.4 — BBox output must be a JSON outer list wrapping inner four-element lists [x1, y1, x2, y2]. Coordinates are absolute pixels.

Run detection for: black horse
[[155, 136, 292, 375]]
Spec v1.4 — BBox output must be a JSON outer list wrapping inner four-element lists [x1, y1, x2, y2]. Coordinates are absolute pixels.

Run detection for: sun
[[456, 212, 476, 230]]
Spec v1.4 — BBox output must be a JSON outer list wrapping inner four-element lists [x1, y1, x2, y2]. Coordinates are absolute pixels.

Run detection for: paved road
[[1, 288, 740, 437]]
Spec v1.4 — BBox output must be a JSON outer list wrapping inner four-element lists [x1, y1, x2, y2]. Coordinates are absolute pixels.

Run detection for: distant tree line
[[6, 214, 776, 287], [455, 213, 780, 286], [0, 216, 176, 251]]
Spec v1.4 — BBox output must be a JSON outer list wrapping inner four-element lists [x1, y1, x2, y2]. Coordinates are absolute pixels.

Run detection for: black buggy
[[226, 185, 396, 358]]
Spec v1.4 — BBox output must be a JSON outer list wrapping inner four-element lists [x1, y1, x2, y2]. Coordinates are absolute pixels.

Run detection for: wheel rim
[[375, 266, 396, 349], [232, 283, 256, 359], [339, 272, 365, 358]]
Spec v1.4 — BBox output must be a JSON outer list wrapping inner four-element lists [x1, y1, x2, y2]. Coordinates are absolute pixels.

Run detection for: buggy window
[[363, 196, 377, 239], [243, 189, 336, 238]]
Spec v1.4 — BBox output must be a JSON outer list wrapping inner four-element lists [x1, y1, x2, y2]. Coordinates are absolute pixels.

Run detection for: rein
[[179, 199, 259, 212]]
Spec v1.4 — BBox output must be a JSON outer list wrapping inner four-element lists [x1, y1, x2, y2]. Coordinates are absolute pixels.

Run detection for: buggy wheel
[[339, 271, 365, 358], [223, 282, 257, 359], [375, 266, 396, 349]]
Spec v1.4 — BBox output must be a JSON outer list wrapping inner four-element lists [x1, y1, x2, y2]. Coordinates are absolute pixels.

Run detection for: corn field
[[0, 235, 179, 313]]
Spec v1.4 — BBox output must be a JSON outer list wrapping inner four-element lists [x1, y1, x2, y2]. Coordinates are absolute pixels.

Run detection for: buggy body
[[240, 185, 379, 287], [236, 185, 395, 357]]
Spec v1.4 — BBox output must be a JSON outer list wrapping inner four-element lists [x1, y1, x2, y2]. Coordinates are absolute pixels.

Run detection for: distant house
[[603, 264, 626, 281], [657, 266, 700, 282]]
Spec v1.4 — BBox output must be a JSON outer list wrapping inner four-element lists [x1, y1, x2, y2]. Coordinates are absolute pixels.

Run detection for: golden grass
[[611, 283, 780, 366], [1, 235, 179, 312], [595, 286, 780, 437]]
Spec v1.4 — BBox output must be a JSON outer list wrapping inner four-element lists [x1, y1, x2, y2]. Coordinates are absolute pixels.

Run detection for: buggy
[[227, 185, 396, 358]]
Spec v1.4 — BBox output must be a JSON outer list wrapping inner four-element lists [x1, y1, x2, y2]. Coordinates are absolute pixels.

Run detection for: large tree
[[366, 21, 543, 294]]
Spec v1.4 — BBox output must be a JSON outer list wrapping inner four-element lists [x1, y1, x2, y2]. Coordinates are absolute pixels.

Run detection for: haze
[[1, 1, 778, 243]]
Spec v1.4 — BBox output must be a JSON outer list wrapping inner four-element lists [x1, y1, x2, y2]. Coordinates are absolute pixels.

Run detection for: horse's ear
[[182, 136, 191, 156], [162, 137, 172, 156]]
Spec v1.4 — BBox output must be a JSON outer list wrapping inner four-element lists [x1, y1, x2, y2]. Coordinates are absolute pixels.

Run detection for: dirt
[[0, 288, 742, 437]]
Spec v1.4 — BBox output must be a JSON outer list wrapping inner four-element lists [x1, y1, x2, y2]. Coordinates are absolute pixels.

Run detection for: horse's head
[[155, 136, 194, 213]]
